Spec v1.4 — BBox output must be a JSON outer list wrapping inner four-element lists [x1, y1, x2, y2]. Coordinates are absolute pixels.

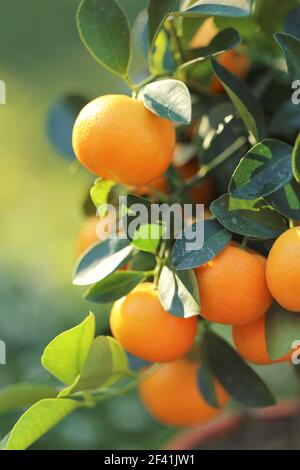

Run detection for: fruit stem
[[122, 73, 138, 94], [240, 236, 248, 249]]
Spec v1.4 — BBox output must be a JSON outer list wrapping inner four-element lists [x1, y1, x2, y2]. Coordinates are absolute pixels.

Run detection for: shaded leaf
[[265, 179, 300, 220], [148, 0, 179, 47], [229, 139, 293, 200], [275, 32, 300, 82], [266, 303, 300, 361], [158, 264, 200, 318], [292, 134, 300, 184], [84, 271, 146, 304], [0, 384, 57, 416]]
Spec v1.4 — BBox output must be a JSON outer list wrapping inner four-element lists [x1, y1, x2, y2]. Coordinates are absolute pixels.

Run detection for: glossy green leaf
[[41, 313, 95, 385], [47, 95, 87, 160], [265, 179, 300, 220], [148, 0, 179, 47], [143, 79, 192, 124], [269, 101, 300, 137], [292, 134, 300, 184], [211, 194, 288, 239], [229, 139, 293, 199], [90, 179, 115, 216], [60, 336, 129, 396], [84, 271, 146, 304], [77, 0, 131, 76], [131, 224, 164, 254], [211, 59, 266, 142], [275, 32, 300, 82], [183, 0, 253, 17], [266, 303, 300, 360], [0, 384, 57, 416], [3, 399, 81, 450], [206, 332, 276, 407], [158, 264, 200, 318], [73, 238, 133, 286], [180, 28, 241, 72], [172, 219, 232, 270]]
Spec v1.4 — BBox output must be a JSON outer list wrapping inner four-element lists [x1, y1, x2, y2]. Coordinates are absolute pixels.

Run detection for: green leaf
[[131, 251, 156, 272], [131, 224, 164, 254], [73, 238, 133, 286], [292, 134, 300, 184], [198, 336, 220, 408], [148, 0, 179, 47], [47, 95, 87, 160], [274, 32, 300, 82], [180, 28, 241, 72], [0, 384, 57, 416], [285, 5, 300, 39], [206, 332, 276, 407], [158, 264, 200, 318], [211, 194, 288, 239], [266, 303, 300, 361], [269, 101, 300, 137], [60, 336, 129, 396], [76, 0, 131, 76], [143, 79, 192, 124], [172, 219, 232, 270], [264, 179, 300, 221], [2, 399, 81, 450], [84, 271, 146, 304], [41, 313, 95, 385], [90, 179, 116, 217], [211, 59, 266, 142], [229, 139, 293, 200], [183, 0, 253, 17]]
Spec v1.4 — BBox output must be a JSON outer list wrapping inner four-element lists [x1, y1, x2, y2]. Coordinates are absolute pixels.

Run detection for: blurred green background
[[0, 0, 175, 450], [0, 0, 299, 451]]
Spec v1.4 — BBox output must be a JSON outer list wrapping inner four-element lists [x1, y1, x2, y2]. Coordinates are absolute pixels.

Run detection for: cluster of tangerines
[[70, 29, 299, 428]]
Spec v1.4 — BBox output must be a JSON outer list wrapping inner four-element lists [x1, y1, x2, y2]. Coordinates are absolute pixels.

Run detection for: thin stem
[[167, 16, 185, 67], [240, 236, 248, 249], [122, 73, 138, 94]]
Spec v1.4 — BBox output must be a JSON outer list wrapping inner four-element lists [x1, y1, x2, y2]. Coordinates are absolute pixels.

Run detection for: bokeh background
[[0, 0, 299, 450]]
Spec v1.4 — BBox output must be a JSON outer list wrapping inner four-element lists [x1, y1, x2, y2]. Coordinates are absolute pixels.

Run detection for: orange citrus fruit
[[110, 283, 198, 363], [211, 50, 250, 94], [194, 244, 273, 325], [139, 358, 228, 427], [72, 95, 175, 186], [233, 315, 291, 365], [266, 227, 300, 312]]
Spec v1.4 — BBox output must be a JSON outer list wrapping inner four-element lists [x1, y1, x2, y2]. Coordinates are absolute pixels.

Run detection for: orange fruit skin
[[72, 95, 175, 186], [76, 216, 100, 257], [110, 283, 198, 363], [211, 50, 250, 94], [266, 227, 300, 312], [233, 315, 291, 365], [194, 244, 273, 325], [139, 358, 228, 427]]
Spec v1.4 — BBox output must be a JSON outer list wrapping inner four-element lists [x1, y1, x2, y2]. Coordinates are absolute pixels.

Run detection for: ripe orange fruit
[[211, 50, 250, 94], [233, 315, 291, 365], [76, 216, 100, 257], [194, 244, 273, 325], [110, 283, 198, 363], [139, 358, 228, 427], [266, 227, 300, 312], [72, 95, 175, 186], [137, 159, 214, 205]]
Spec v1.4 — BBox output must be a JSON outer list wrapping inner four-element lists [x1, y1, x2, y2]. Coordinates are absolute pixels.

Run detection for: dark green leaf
[[60, 336, 128, 396], [3, 399, 81, 450], [292, 134, 300, 184], [0, 384, 58, 416], [206, 331, 276, 407], [285, 5, 300, 39], [148, 0, 179, 47], [130, 251, 156, 272], [180, 28, 241, 72], [274, 32, 300, 82], [158, 264, 200, 318], [73, 238, 133, 286], [229, 139, 293, 199], [211, 59, 266, 142], [143, 79, 192, 124], [266, 302, 300, 360], [172, 219, 232, 270], [211, 194, 288, 239], [84, 271, 146, 304], [198, 335, 220, 408], [183, 0, 253, 17], [265, 179, 300, 220], [77, 0, 131, 76], [269, 100, 300, 138], [47, 95, 87, 160]]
